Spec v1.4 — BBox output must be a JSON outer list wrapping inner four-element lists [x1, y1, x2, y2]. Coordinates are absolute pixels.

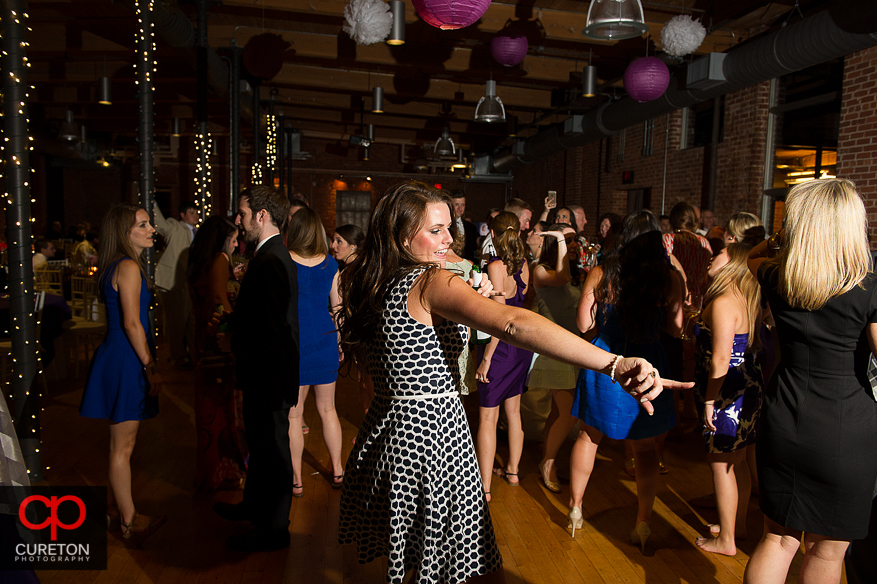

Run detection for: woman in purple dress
[[475, 212, 532, 500]]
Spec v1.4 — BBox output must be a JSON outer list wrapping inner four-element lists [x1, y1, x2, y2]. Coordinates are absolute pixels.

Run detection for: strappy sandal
[[120, 513, 167, 547]]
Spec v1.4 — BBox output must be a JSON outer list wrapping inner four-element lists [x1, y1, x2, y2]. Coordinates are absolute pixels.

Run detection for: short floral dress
[[694, 322, 764, 453]]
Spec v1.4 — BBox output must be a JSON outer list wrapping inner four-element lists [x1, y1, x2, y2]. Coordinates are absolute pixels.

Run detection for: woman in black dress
[[745, 178, 877, 584]]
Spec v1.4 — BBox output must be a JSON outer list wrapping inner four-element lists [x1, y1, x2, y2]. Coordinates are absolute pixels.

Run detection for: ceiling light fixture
[[474, 80, 505, 123], [387, 1, 406, 45], [172, 117, 182, 137], [58, 110, 79, 141], [435, 127, 455, 155], [452, 150, 467, 169], [582, 0, 648, 41], [98, 76, 112, 105], [583, 50, 598, 97], [372, 86, 384, 113]]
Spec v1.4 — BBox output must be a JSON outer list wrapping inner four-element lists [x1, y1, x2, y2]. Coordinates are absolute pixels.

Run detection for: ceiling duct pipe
[[490, 2, 877, 173]]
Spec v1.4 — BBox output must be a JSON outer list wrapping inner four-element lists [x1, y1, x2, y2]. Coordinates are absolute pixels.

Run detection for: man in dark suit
[[214, 185, 299, 552], [451, 191, 479, 262]]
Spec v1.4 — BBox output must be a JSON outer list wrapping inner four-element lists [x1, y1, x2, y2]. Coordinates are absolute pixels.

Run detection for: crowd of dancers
[[78, 178, 876, 584]]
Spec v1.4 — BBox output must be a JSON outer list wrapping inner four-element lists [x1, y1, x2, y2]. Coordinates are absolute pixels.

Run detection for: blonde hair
[[490, 212, 525, 276], [705, 243, 761, 351], [775, 178, 871, 310], [726, 212, 762, 242]]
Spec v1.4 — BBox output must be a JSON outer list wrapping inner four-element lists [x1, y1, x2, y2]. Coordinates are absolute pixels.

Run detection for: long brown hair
[[705, 243, 761, 351], [338, 181, 453, 363], [286, 207, 328, 258], [97, 203, 153, 301], [491, 212, 525, 276]]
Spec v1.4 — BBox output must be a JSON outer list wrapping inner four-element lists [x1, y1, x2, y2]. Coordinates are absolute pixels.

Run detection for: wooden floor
[[30, 341, 827, 584]]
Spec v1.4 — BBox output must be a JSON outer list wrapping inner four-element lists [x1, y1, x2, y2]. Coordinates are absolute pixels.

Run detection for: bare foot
[[707, 524, 747, 540], [695, 536, 737, 556]]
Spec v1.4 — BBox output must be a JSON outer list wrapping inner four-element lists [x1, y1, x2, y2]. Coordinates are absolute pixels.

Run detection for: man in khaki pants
[[153, 201, 198, 368]]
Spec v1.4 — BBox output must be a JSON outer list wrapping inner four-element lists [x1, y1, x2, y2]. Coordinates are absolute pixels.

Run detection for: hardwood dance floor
[[31, 343, 825, 584]]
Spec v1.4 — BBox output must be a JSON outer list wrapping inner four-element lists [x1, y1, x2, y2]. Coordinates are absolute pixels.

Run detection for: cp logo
[[19, 495, 86, 541]]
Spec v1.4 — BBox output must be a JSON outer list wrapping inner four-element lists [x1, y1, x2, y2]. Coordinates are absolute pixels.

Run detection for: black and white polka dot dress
[[339, 267, 502, 584]]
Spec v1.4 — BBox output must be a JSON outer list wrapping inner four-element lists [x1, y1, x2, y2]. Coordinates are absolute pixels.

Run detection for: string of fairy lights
[[266, 114, 277, 176], [133, 0, 156, 93], [1, 5, 47, 478], [194, 129, 213, 217], [252, 161, 263, 184]]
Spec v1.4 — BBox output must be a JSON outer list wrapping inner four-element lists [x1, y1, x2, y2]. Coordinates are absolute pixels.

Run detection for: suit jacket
[[461, 219, 479, 263], [153, 206, 195, 292], [231, 234, 300, 408]]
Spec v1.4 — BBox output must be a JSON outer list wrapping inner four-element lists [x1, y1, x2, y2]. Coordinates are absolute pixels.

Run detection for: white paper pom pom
[[661, 15, 707, 57], [343, 0, 393, 46]]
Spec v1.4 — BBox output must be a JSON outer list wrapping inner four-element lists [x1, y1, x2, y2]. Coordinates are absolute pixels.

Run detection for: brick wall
[[837, 46, 877, 244], [510, 83, 774, 237]]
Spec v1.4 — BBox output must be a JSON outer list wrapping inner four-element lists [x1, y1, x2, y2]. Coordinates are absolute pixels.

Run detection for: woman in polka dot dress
[[337, 181, 691, 584]]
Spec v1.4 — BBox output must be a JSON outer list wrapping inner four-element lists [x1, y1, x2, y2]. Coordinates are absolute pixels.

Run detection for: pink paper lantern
[[491, 34, 528, 67], [412, 0, 492, 31], [623, 57, 671, 103]]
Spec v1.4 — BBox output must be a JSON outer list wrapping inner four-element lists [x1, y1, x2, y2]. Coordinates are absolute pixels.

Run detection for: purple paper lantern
[[412, 0, 492, 31], [623, 57, 670, 103], [491, 34, 528, 67]]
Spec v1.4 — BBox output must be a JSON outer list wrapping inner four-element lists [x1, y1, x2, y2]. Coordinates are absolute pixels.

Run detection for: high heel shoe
[[567, 506, 583, 539], [119, 513, 167, 547], [630, 521, 651, 554], [538, 459, 561, 493]]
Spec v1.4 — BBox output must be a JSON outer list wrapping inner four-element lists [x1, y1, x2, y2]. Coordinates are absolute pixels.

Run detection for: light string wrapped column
[[195, 0, 209, 222], [194, 130, 213, 217], [1, 0, 43, 481], [135, 0, 157, 346]]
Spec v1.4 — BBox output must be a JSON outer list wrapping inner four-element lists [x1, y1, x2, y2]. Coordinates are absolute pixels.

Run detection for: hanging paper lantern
[[623, 57, 670, 102], [491, 34, 528, 67], [412, 0, 492, 31], [660, 14, 706, 57], [342, 0, 393, 46]]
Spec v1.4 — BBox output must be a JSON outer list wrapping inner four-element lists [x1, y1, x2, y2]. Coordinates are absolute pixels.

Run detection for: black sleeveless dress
[[757, 263, 877, 539]]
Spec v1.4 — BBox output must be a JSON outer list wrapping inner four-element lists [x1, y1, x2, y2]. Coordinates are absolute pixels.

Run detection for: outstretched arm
[[421, 272, 693, 412]]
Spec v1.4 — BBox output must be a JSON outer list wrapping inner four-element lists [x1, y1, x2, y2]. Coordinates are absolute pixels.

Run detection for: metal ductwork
[[490, 2, 877, 173]]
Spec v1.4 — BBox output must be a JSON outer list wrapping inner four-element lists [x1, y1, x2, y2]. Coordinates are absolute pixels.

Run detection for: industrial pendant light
[[474, 80, 505, 123], [98, 76, 112, 105], [172, 118, 182, 137], [372, 86, 384, 113], [387, 1, 406, 45], [59, 110, 80, 141], [434, 127, 455, 155], [582, 65, 598, 97], [582, 0, 648, 41]]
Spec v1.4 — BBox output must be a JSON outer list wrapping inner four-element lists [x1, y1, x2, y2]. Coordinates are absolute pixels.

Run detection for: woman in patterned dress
[[336, 181, 688, 584], [694, 242, 764, 556]]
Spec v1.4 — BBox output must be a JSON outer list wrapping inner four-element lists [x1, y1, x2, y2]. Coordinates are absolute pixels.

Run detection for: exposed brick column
[[837, 46, 877, 245]]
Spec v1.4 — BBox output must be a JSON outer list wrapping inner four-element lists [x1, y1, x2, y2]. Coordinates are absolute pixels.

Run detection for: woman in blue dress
[[569, 210, 685, 548], [80, 203, 166, 543], [286, 207, 343, 495]]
